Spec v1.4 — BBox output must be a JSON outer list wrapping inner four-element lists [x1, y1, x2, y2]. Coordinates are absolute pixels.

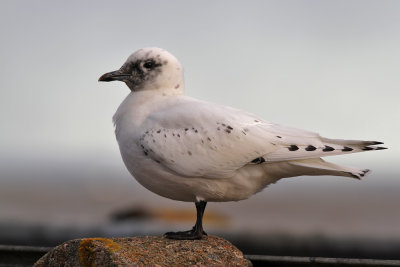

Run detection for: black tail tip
[[362, 146, 388, 151], [372, 141, 384, 145]]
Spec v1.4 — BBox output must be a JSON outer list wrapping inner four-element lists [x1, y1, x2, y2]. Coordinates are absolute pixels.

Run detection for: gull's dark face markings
[[99, 53, 163, 91], [119, 58, 163, 91]]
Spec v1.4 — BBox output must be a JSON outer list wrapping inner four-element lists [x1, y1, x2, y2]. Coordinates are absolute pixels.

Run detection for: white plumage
[[99, 47, 386, 239]]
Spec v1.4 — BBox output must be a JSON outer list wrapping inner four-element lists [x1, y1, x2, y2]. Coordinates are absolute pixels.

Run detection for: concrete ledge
[[0, 244, 52, 267]]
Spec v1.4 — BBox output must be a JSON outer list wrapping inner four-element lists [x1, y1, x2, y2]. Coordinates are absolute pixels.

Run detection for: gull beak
[[98, 70, 131, 82]]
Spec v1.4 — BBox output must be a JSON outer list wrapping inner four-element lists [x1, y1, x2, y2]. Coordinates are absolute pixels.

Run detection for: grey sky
[[0, 0, 398, 174]]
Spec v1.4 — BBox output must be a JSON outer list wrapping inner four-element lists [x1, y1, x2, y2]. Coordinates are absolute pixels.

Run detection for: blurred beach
[[1, 153, 399, 259]]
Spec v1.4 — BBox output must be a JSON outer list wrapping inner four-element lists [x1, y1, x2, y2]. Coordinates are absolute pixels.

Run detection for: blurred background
[[1, 0, 399, 260]]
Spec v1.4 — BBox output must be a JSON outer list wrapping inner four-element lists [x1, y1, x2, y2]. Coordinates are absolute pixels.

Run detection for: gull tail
[[261, 138, 387, 181], [288, 158, 371, 180]]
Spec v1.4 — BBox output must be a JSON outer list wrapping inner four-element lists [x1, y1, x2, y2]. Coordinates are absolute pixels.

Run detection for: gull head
[[99, 47, 184, 93]]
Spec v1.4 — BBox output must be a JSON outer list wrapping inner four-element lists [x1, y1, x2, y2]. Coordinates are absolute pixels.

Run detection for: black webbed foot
[[164, 201, 207, 240], [164, 229, 205, 240]]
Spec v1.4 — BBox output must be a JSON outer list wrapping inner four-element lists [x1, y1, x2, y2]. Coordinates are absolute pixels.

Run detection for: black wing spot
[[305, 145, 317, 151], [276, 136, 282, 138], [288, 145, 299, 151], [188, 151, 192, 156], [342, 146, 353, 152], [185, 128, 189, 131], [362, 146, 374, 151], [323, 146, 335, 152], [251, 157, 266, 164], [156, 130, 161, 133], [227, 125, 233, 130]]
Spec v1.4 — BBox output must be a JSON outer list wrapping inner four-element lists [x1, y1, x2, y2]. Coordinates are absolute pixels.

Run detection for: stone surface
[[34, 235, 252, 267]]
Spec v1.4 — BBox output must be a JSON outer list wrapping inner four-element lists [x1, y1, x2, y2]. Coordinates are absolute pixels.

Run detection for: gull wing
[[138, 97, 277, 178], [138, 97, 384, 178]]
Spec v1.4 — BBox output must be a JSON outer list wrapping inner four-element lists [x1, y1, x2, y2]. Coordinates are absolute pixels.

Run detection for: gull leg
[[164, 201, 207, 240]]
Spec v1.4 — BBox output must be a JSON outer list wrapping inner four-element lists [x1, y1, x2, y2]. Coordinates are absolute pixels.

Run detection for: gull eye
[[143, 60, 155, 69]]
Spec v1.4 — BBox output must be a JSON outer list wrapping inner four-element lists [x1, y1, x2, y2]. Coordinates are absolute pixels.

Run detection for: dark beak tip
[[98, 73, 111, 82]]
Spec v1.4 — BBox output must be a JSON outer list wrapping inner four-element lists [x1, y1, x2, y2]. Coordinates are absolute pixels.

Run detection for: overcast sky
[[1, 0, 399, 175]]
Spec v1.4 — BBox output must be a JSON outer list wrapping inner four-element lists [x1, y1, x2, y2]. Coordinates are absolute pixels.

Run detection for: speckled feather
[[137, 98, 279, 178]]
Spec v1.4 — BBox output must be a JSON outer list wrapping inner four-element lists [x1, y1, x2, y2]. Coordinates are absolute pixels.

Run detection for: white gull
[[99, 47, 386, 239]]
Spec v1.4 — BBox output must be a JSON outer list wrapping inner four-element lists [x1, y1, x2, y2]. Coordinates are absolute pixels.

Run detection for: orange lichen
[[78, 238, 121, 267]]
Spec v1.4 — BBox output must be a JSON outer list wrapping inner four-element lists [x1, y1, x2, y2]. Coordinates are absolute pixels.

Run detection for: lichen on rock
[[34, 235, 252, 267]]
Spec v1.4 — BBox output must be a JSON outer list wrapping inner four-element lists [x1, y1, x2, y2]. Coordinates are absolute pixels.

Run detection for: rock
[[34, 235, 252, 267]]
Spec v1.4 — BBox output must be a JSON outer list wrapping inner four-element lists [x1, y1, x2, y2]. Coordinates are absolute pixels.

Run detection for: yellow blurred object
[[153, 208, 229, 226]]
